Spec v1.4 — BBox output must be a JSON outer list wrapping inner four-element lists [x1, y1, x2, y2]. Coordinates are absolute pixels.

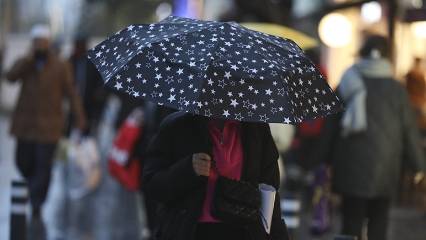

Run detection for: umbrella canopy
[[88, 16, 342, 124], [240, 22, 318, 50]]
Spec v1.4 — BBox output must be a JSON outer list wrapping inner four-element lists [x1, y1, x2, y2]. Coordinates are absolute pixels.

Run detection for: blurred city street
[[0, 114, 17, 239], [1, 111, 425, 239], [0, 113, 146, 240], [1, 1, 426, 240]]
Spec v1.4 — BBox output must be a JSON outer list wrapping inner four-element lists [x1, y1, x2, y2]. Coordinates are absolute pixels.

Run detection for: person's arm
[[142, 116, 205, 204], [5, 57, 34, 82], [62, 62, 86, 131], [400, 87, 426, 172], [308, 112, 341, 167], [259, 124, 290, 240], [86, 60, 108, 122]]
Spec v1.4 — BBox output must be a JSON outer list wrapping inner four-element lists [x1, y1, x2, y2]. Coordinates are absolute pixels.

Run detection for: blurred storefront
[[0, 0, 174, 40], [0, 1, 425, 240], [317, 1, 390, 87], [395, 4, 426, 79], [313, 0, 426, 86], [1, 0, 425, 83], [171, 0, 426, 87]]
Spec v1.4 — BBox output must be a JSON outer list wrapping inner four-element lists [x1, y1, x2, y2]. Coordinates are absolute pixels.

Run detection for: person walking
[[143, 112, 289, 240], [86, 16, 342, 240], [406, 57, 426, 133], [68, 36, 106, 135], [405, 57, 426, 213], [5, 24, 86, 219], [317, 35, 425, 240]]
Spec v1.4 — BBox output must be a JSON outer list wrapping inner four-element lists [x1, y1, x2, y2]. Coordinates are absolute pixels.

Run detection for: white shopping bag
[[0, 80, 20, 112], [67, 134, 101, 199]]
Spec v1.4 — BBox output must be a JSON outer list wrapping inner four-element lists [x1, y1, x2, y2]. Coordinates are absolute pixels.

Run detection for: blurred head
[[30, 24, 51, 56], [73, 35, 88, 57], [359, 34, 390, 60], [413, 57, 422, 67]]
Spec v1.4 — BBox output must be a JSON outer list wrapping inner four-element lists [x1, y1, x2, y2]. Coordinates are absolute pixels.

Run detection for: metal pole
[[10, 180, 28, 240], [281, 193, 301, 237]]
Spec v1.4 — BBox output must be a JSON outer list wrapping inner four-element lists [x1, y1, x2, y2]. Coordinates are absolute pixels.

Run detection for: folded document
[[259, 183, 276, 234]]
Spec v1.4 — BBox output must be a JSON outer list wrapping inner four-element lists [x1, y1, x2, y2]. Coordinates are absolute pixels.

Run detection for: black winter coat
[[317, 76, 425, 198], [143, 112, 289, 240]]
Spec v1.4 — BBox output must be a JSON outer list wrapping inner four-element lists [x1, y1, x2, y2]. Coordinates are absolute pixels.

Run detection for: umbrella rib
[[107, 22, 222, 81], [235, 22, 304, 56], [189, 31, 226, 114], [134, 22, 221, 50], [98, 22, 223, 82]]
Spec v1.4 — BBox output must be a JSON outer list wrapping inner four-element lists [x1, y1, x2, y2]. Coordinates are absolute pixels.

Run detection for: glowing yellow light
[[361, 2, 382, 24], [318, 13, 353, 48], [411, 21, 426, 39]]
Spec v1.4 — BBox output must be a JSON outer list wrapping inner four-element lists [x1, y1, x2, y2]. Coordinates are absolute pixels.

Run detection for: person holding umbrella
[[87, 16, 341, 240], [143, 112, 287, 240]]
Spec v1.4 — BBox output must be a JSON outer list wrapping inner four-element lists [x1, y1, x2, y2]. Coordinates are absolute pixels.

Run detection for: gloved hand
[[414, 172, 425, 185]]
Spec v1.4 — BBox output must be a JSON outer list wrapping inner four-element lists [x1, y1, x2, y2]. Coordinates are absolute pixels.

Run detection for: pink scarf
[[198, 120, 244, 222]]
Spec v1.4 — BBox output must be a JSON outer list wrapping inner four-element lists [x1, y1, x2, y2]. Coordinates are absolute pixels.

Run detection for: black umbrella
[[88, 16, 342, 123]]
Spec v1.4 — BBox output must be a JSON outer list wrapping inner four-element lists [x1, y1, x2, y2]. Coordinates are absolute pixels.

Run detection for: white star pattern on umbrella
[[223, 110, 230, 118], [114, 82, 123, 90], [168, 94, 176, 102], [88, 16, 341, 124], [230, 99, 239, 108]]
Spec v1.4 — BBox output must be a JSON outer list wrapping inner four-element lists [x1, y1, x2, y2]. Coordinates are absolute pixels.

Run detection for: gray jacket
[[318, 66, 425, 198]]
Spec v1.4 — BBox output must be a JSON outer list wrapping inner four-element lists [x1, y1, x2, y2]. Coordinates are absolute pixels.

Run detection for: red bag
[[299, 118, 324, 137], [108, 108, 143, 191]]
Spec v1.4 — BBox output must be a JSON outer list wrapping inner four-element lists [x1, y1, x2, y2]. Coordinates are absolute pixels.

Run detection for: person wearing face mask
[[6, 24, 86, 219], [67, 36, 107, 136]]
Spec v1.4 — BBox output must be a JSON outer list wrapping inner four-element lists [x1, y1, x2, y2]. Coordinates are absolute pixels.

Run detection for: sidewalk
[[295, 206, 426, 240], [0, 114, 19, 240], [0, 113, 147, 240], [1, 111, 425, 239]]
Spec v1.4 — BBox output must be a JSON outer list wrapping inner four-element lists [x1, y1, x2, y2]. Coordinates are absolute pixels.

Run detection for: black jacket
[[143, 112, 289, 240], [318, 76, 425, 198]]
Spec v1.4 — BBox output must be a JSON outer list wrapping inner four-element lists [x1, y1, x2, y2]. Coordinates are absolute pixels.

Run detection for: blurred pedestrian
[[5, 24, 86, 219], [143, 112, 289, 240], [406, 57, 426, 131], [317, 35, 425, 240], [68, 36, 106, 135], [108, 102, 175, 238], [132, 103, 175, 237], [405, 58, 426, 211]]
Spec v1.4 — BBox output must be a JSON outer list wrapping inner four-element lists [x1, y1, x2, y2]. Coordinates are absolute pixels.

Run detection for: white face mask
[[370, 49, 381, 59]]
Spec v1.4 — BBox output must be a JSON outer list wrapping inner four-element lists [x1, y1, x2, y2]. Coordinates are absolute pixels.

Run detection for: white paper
[[259, 183, 276, 234]]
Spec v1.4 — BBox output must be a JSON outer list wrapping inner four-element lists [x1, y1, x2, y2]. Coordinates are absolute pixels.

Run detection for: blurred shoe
[[28, 217, 47, 240], [32, 207, 41, 220]]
